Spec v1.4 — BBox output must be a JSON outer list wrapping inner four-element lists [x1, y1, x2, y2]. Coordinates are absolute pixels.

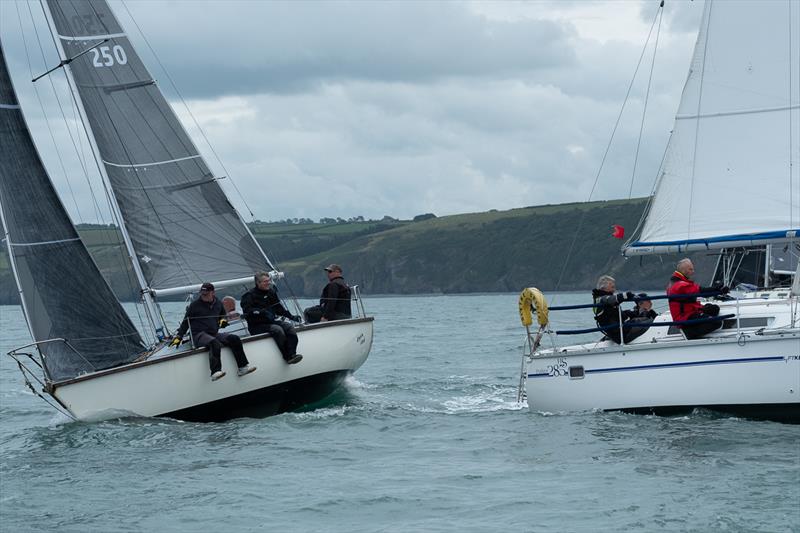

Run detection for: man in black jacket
[[592, 275, 652, 344], [304, 264, 352, 323], [240, 272, 302, 364], [171, 282, 256, 381]]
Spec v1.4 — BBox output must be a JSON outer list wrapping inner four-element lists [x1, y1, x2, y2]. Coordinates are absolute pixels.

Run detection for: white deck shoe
[[237, 365, 257, 377]]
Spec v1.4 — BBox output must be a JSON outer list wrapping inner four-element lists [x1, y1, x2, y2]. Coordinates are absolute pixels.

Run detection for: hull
[[50, 318, 373, 422], [525, 332, 800, 423]]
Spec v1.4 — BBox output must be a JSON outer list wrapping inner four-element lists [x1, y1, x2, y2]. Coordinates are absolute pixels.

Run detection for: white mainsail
[[624, 0, 800, 256]]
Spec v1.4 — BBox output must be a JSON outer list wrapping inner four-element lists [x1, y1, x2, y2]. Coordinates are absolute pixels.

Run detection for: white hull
[[524, 293, 800, 422], [50, 319, 373, 422]]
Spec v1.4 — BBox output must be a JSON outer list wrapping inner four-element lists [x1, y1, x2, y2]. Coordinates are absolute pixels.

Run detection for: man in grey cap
[[303, 264, 352, 323]]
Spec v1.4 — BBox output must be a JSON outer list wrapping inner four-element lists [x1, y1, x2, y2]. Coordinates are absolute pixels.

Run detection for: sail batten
[[45, 0, 271, 290], [102, 154, 202, 168], [623, 0, 800, 257], [10, 237, 82, 247], [675, 103, 800, 120], [57, 32, 127, 41], [0, 40, 145, 381]]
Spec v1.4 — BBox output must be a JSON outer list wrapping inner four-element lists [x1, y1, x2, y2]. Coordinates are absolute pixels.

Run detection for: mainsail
[[624, 0, 800, 256], [0, 40, 144, 381], [44, 0, 270, 291]]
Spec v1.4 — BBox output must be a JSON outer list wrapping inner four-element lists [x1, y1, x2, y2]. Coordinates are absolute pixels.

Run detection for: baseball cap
[[324, 264, 342, 273], [200, 282, 215, 292]]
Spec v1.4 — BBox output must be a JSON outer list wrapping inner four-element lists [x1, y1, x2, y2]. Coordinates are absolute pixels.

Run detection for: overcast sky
[[1, 0, 704, 223]]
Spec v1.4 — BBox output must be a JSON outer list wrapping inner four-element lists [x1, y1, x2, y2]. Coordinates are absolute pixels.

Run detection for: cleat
[[237, 365, 257, 377], [285, 354, 303, 365], [211, 370, 226, 381]]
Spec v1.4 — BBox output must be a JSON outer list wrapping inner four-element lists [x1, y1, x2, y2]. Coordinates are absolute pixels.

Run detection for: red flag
[[612, 224, 625, 239]]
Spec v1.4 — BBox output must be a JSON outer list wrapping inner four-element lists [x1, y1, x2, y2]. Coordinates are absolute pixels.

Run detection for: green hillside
[[0, 198, 716, 304], [280, 198, 715, 297]]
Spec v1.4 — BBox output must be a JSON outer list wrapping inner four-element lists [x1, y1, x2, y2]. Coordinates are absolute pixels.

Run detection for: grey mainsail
[[0, 41, 144, 381], [45, 0, 270, 292]]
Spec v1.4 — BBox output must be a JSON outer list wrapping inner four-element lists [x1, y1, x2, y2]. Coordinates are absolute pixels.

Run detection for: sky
[[0, 0, 705, 224]]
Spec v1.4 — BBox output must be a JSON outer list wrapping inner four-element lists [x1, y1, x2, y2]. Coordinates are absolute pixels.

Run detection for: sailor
[[620, 293, 658, 338], [303, 264, 352, 323], [240, 272, 303, 365], [667, 258, 729, 339], [221, 296, 241, 321], [591, 275, 649, 344], [170, 282, 256, 381]]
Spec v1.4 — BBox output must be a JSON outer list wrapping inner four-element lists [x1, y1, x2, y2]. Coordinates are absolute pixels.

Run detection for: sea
[[1, 293, 798, 532]]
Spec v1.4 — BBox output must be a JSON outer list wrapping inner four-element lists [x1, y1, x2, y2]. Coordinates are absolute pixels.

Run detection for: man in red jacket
[[667, 259, 729, 339]]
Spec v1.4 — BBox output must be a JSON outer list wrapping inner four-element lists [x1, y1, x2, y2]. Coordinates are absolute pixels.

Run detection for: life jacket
[[591, 288, 620, 328], [667, 271, 702, 322]]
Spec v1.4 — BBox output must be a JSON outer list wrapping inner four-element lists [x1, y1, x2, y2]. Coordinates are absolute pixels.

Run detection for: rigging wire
[[790, 0, 797, 235], [551, 0, 665, 300], [23, 1, 111, 228], [627, 5, 663, 199], [687, 0, 713, 245], [118, 0, 258, 221], [14, 1, 84, 223]]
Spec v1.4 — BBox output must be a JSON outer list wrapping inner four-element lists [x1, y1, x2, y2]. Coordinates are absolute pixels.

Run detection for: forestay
[[44, 0, 270, 291], [625, 0, 800, 256], [0, 41, 144, 381]]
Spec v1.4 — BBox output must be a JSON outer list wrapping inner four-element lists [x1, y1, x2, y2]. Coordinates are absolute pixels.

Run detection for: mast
[[39, 5, 165, 339]]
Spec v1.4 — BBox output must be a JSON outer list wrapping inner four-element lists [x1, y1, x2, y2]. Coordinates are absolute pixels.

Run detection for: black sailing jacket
[[240, 286, 294, 326], [321, 276, 352, 320]]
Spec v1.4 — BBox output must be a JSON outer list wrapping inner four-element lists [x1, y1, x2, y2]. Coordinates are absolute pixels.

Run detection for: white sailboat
[[1, 0, 373, 422], [518, 0, 799, 423]]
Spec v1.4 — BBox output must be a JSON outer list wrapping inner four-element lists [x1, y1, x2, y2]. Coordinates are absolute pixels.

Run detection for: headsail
[[44, 0, 270, 291], [0, 40, 144, 381], [624, 0, 800, 256]]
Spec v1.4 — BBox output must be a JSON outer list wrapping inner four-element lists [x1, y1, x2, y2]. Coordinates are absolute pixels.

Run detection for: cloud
[[117, 0, 577, 97], [0, 0, 705, 222]]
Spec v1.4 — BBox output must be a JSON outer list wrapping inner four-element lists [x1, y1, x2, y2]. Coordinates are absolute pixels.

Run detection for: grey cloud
[[117, 0, 576, 98], [0, 0, 705, 222]]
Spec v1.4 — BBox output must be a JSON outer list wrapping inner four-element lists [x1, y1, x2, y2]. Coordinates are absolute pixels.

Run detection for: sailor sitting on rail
[[592, 275, 654, 344], [171, 282, 257, 381], [667, 258, 729, 340]]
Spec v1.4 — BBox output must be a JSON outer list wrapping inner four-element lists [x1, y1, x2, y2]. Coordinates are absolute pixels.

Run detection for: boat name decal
[[356, 333, 365, 345], [547, 357, 568, 377]]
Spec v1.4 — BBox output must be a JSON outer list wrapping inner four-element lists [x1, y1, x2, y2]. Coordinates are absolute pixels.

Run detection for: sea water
[[1, 293, 798, 532]]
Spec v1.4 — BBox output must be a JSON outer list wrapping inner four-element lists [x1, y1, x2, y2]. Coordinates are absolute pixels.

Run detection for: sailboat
[[518, 0, 799, 423], [1, 0, 373, 422]]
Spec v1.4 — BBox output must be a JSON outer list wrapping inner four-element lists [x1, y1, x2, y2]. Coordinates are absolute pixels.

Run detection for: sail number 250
[[91, 45, 128, 67]]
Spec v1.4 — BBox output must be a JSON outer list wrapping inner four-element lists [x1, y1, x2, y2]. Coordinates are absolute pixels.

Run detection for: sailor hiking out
[[240, 272, 303, 365], [171, 282, 257, 381]]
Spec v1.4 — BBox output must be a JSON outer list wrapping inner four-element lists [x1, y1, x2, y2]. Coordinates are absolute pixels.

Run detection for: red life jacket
[[667, 271, 702, 322]]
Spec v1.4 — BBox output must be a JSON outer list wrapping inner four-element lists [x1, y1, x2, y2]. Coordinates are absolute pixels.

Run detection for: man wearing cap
[[171, 282, 256, 381], [303, 264, 352, 323], [621, 293, 658, 341], [240, 271, 303, 365]]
